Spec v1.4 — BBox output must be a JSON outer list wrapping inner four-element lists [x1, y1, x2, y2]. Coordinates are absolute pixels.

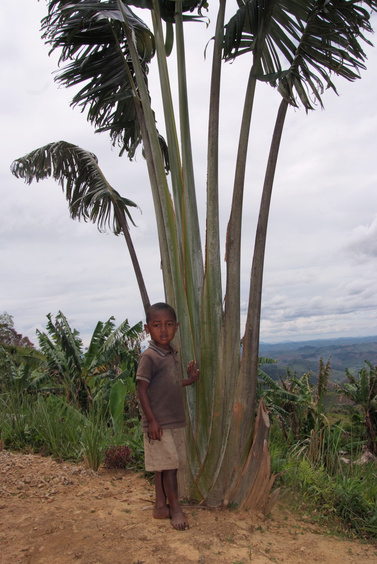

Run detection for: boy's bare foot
[[153, 504, 170, 519], [171, 510, 189, 530]]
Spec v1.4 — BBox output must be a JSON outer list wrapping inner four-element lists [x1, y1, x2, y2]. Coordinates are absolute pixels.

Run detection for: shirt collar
[[148, 340, 178, 357]]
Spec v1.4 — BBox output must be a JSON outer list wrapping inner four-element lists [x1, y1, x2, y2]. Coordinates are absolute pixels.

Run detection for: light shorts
[[143, 427, 186, 472]]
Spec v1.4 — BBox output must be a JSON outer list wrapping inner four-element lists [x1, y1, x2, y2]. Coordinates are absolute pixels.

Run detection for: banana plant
[[336, 361, 377, 455], [0, 344, 45, 394], [12, 0, 377, 507], [36, 311, 143, 410]]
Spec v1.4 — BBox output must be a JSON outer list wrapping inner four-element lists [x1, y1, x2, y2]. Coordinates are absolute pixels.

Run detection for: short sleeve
[[136, 351, 153, 384]]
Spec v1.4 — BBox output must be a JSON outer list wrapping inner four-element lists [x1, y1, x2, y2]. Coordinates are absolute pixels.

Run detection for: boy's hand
[[148, 418, 163, 441], [183, 360, 200, 387]]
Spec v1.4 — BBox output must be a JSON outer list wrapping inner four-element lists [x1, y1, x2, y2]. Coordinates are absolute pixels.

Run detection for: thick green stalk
[[217, 0, 280, 500], [210, 66, 258, 499], [199, 5, 272, 503], [148, 1, 196, 359], [223, 64, 257, 330], [229, 98, 289, 504], [174, 3, 204, 370], [118, 1, 187, 321], [222, 0, 275, 386], [115, 3, 174, 295], [191, 0, 226, 499], [151, 1, 184, 251]]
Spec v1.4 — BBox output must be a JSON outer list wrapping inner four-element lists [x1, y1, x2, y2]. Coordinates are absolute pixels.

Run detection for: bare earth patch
[[1, 450, 376, 564]]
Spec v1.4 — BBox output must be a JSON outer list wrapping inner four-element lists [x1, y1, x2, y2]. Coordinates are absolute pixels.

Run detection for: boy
[[136, 302, 199, 531]]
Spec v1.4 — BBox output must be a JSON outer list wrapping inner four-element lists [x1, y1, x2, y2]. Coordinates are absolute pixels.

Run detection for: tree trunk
[[182, 399, 278, 513]]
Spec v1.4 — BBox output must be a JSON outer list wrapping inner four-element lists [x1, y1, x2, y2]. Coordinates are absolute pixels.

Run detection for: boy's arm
[[182, 360, 200, 387], [137, 380, 163, 440]]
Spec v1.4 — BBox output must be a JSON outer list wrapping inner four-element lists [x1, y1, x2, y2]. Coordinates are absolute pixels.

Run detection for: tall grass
[[32, 395, 84, 460], [81, 404, 110, 471], [0, 391, 144, 471]]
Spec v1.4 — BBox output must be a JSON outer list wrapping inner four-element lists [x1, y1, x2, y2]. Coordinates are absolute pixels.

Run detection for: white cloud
[[343, 217, 377, 261], [1, 1, 377, 346]]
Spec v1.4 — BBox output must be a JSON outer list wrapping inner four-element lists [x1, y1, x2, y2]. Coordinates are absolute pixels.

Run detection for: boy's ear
[[144, 323, 150, 334]]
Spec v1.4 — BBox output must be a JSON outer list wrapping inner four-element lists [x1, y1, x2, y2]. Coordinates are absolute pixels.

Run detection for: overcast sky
[[1, 1, 377, 347]]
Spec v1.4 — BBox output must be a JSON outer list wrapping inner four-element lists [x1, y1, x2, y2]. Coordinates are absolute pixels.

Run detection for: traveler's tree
[[12, 0, 376, 507]]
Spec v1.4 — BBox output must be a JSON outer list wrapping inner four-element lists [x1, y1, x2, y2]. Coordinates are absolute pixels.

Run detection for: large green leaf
[[109, 380, 128, 435]]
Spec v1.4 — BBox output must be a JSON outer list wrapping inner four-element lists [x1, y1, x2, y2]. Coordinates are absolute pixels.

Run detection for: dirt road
[[0, 450, 376, 563]]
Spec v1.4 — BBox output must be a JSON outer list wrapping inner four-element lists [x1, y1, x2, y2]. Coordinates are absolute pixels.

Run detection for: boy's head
[[145, 302, 178, 350], [146, 302, 177, 323]]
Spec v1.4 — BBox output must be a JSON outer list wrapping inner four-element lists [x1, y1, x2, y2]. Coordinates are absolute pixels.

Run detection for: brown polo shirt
[[136, 341, 186, 432]]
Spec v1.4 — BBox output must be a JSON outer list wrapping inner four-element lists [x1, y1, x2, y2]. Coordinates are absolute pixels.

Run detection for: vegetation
[[36, 311, 142, 409], [263, 358, 377, 539], [0, 312, 35, 348], [1, 314, 377, 538], [0, 312, 145, 471], [11, 0, 377, 509], [0, 313, 45, 395], [335, 362, 377, 455], [272, 444, 377, 538]]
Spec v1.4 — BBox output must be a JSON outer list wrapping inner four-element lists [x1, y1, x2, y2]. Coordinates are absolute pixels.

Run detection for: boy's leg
[[153, 471, 170, 519], [162, 469, 189, 530]]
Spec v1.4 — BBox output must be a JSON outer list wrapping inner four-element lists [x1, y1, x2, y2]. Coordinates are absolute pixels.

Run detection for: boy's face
[[145, 309, 179, 351]]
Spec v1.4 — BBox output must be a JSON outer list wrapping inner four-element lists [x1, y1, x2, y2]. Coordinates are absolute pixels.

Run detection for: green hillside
[[259, 336, 377, 383]]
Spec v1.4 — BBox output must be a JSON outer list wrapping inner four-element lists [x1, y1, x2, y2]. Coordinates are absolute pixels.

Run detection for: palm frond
[[83, 318, 121, 375], [41, 1, 154, 157], [223, 0, 377, 110], [223, 0, 304, 65], [278, 0, 376, 109], [11, 141, 138, 233]]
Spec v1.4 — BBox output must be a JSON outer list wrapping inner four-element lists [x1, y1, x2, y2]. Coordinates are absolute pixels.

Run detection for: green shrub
[[332, 473, 377, 537], [271, 435, 377, 538], [0, 392, 37, 450]]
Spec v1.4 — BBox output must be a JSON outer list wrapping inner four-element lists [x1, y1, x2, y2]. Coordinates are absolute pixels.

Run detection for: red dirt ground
[[1, 450, 376, 563]]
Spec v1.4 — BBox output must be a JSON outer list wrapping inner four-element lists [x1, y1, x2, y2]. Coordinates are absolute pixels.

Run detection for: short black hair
[[146, 302, 177, 323]]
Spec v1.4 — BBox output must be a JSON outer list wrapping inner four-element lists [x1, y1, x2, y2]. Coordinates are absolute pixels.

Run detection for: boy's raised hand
[[183, 360, 200, 387]]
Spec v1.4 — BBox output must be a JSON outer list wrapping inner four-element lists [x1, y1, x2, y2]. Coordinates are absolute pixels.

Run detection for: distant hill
[[259, 336, 377, 383]]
